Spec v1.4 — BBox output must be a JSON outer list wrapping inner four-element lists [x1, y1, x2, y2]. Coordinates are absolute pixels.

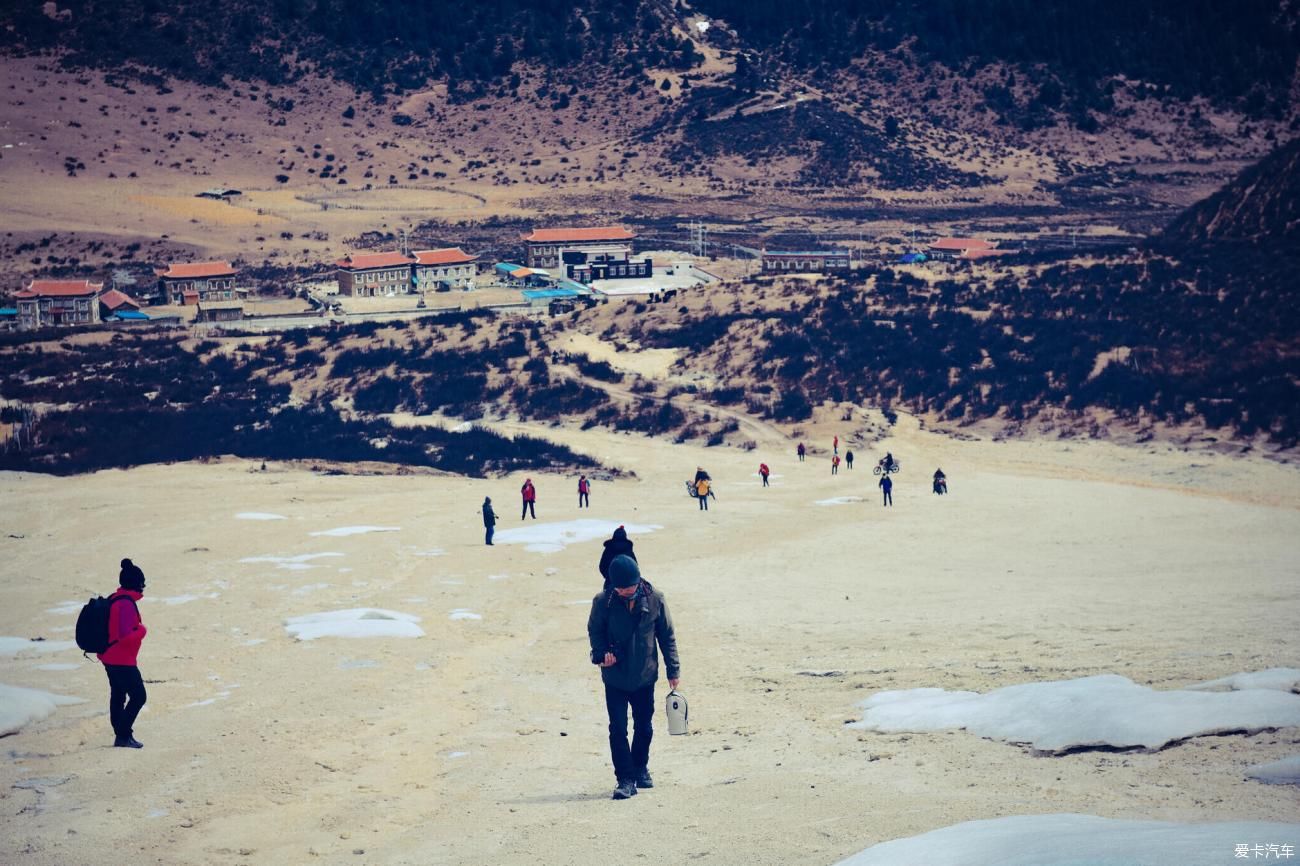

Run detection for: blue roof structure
[[899, 252, 928, 264], [522, 288, 581, 301], [0, 308, 17, 316], [109, 310, 151, 321], [556, 279, 593, 295], [495, 262, 523, 273]]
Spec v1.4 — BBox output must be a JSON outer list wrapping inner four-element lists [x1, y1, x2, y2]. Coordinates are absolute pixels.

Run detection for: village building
[[335, 251, 414, 297], [98, 288, 142, 321], [195, 299, 244, 324], [760, 249, 851, 273], [156, 261, 239, 305], [521, 227, 652, 284], [14, 278, 104, 329], [411, 247, 478, 291], [927, 237, 997, 261]]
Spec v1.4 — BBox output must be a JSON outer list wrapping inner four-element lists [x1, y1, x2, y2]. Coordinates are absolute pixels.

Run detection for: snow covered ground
[[851, 673, 1300, 753], [836, 814, 1300, 865], [1247, 756, 1300, 786], [283, 608, 424, 640], [0, 683, 85, 735], [492, 519, 660, 553]]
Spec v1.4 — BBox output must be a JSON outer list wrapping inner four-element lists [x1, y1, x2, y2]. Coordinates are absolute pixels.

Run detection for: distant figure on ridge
[[797, 442, 806, 462], [759, 463, 771, 487], [587, 555, 681, 800], [578, 475, 591, 509], [845, 450, 854, 470], [521, 478, 537, 520], [98, 559, 149, 748], [879, 473, 893, 507], [933, 469, 947, 496], [599, 525, 637, 589], [833, 435, 839, 455], [483, 497, 497, 545]]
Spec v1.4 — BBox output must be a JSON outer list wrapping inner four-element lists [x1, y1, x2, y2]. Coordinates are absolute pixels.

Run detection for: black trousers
[[579, 492, 589, 508], [604, 681, 655, 782], [882, 490, 893, 506], [521, 501, 535, 519], [485, 525, 494, 545], [698, 494, 708, 510], [104, 664, 146, 738]]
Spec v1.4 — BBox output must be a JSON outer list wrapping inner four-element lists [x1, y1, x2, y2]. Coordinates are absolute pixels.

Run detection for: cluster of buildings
[[6, 225, 1015, 330]]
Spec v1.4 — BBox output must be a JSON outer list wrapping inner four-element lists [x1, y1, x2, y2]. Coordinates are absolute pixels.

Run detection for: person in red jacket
[[759, 463, 770, 487], [521, 478, 537, 520], [578, 475, 591, 509], [98, 558, 148, 748]]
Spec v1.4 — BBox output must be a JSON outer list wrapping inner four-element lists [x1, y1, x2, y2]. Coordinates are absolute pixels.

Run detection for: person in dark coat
[[797, 442, 806, 462], [588, 555, 680, 800], [879, 473, 893, 507], [845, 450, 854, 470], [98, 558, 148, 748], [933, 469, 947, 495], [598, 526, 637, 589], [482, 497, 497, 545]]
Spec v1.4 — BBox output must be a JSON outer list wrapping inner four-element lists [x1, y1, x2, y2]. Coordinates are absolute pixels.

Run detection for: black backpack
[[75, 594, 134, 656]]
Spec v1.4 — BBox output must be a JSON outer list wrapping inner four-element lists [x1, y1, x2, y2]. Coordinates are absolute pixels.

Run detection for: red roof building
[[156, 261, 239, 305], [521, 227, 649, 283], [927, 237, 997, 259], [98, 288, 141, 313], [411, 248, 478, 291], [15, 278, 104, 329], [335, 251, 414, 297]]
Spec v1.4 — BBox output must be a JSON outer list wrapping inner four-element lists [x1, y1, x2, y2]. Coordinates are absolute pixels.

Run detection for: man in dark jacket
[[587, 555, 680, 800], [597, 525, 637, 588], [482, 497, 497, 545]]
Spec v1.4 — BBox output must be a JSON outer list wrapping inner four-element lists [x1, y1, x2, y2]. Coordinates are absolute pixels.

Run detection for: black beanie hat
[[119, 558, 145, 591], [608, 554, 640, 588]]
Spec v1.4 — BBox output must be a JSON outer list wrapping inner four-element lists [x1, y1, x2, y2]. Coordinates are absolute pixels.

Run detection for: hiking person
[[694, 476, 711, 510], [933, 469, 947, 495], [845, 450, 854, 470], [482, 497, 497, 545], [879, 451, 897, 473], [759, 463, 770, 487], [797, 442, 806, 462], [521, 478, 537, 520], [833, 435, 839, 455], [879, 473, 893, 507], [587, 555, 681, 800], [832, 454, 841, 475], [599, 526, 637, 589], [99, 558, 148, 748], [578, 475, 591, 509], [693, 466, 711, 484]]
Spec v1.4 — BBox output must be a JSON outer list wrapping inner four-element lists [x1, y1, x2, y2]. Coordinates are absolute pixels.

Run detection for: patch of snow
[[815, 496, 864, 506], [235, 512, 286, 521], [0, 637, 77, 657], [0, 683, 86, 735], [441, 580, 464, 586], [492, 519, 660, 553], [1189, 668, 1300, 693], [488, 573, 509, 581], [146, 808, 170, 819], [284, 608, 424, 641], [291, 583, 331, 596], [850, 674, 1300, 754], [835, 814, 1300, 866], [240, 552, 344, 569], [406, 547, 446, 557], [544, 568, 559, 576], [1247, 755, 1300, 786], [695, 20, 710, 34], [46, 601, 82, 616], [34, 663, 81, 671], [449, 609, 482, 621], [447, 751, 469, 759], [309, 525, 400, 537], [144, 593, 219, 606], [450, 421, 473, 433]]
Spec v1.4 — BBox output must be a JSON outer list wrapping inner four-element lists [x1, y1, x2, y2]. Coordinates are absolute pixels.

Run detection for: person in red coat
[[759, 463, 770, 487], [521, 478, 537, 520], [578, 475, 591, 509], [98, 558, 149, 748]]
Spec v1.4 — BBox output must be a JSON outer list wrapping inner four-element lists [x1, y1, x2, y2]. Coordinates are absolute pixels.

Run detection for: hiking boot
[[634, 769, 653, 789], [113, 736, 143, 749], [611, 780, 637, 800]]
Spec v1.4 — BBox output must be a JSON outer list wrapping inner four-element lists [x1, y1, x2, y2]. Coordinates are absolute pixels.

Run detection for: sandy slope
[[0, 417, 1297, 865]]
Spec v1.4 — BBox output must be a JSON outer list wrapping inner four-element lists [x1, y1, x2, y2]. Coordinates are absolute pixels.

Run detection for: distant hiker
[[797, 442, 806, 462], [483, 497, 497, 545], [879, 473, 893, 507], [99, 559, 148, 748], [879, 451, 897, 474], [599, 525, 637, 589], [587, 555, 681, 800], [693, 467, 711, 484], [578, 475, 591, 509], [759, 463, 770, 487], [833, 435, 839, 455], [845, 450, 854, 470], [832, 454, 841, 475], [695, 476, 711, 510], [521, 478, 537, 520], [933, 469, 947, 496]]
